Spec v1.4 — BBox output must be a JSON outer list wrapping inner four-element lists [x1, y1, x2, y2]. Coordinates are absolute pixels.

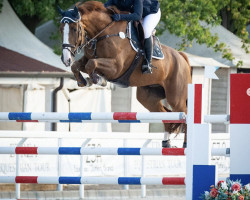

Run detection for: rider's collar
[[60, 9, 81, 23]]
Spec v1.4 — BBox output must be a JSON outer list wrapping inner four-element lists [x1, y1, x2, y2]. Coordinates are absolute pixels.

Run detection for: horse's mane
[[77, 1, 124, 16], [77, 1, 111, 15]]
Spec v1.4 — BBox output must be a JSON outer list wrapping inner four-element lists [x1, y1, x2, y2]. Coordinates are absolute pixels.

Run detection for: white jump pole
[[186, 84, 195, 200], [186, 84, 217, 200]]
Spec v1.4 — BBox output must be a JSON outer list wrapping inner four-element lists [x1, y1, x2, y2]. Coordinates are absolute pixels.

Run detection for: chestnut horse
[[59, 1, 192, 147]]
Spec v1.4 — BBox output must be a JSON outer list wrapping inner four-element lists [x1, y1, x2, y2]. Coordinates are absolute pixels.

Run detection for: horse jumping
[[58, 1, 192, 147]]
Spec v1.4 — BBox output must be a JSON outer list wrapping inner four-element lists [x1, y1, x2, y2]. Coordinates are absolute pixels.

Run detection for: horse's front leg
[[85, 58, 119, 86], [71, 56, 93, 87]]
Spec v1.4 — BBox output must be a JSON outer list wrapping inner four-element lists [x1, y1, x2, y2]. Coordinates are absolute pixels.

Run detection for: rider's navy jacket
[[104, 0, 159, 21]]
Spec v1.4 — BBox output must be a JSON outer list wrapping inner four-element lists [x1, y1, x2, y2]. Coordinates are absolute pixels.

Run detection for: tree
[[2, 0, 105, 54], [0, 0, 2, 10], [4, 0, 106, 33], [219, 0, 250, 53], [158, 0, 250, 66], [6, 0, 77, 33], [1, 0, 249, 66]]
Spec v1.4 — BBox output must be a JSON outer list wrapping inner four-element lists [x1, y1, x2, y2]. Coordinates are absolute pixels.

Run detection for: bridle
[[62, 21, 85, 57], [62, 20, 115, 59], [61, 8, 130, 59]]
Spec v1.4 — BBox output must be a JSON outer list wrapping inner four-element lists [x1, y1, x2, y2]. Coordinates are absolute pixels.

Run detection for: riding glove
[[112, 14, 121, 21]]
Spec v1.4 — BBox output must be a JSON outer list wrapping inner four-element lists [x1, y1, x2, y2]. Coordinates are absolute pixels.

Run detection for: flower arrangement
[[200, 179, 250, 200]]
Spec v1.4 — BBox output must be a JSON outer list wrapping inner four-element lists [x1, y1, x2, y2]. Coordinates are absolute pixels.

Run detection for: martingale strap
[[109, 50, 143, 88], [82, 23, 144, 86]]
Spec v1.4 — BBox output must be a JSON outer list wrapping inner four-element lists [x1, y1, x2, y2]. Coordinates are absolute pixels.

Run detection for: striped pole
[[0, 147, 186, 156], [0, 176, 185, 185], [0, 147, 229, 156], [0, 112, 186, 123]]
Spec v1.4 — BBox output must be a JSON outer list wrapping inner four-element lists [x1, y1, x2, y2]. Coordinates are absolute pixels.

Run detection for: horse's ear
[[57, 5, 65, 16], [73, 5, 79, 16]]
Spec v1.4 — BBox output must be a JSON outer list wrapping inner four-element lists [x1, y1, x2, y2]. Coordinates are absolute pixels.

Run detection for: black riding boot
[[142, 37, 153, 74]]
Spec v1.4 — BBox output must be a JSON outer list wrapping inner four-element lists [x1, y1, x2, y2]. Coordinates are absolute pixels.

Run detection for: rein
[[80, 7, 117, 50], [79, 21, 115, 51]]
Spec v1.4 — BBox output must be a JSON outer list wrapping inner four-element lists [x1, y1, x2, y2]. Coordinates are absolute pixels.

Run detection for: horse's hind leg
[[164, 86, 188, 148], [136, 86, 173, 148]]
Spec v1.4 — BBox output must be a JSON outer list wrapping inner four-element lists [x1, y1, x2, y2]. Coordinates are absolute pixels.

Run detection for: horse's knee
[[71, 64, 79, 75], [70, 64, 88, 87], [85, 59, 97, 74]]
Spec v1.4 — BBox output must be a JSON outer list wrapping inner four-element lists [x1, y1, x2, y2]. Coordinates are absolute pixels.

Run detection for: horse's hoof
[[183, 142, 187, 148], [91, 73, 99, 84], [76, 75, 88, 87], [85, 77, 93, 87], [77, 81, 86, 87], [100, 79, 107, 87], [94, 75, 107, 87], [162, 140, 171, 148]]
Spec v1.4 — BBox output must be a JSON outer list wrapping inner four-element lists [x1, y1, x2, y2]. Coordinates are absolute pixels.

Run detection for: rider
[[104, 0, 161, 74]]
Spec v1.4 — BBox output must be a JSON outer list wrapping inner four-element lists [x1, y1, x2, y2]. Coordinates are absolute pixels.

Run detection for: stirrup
[[142, 63, 152, 74]]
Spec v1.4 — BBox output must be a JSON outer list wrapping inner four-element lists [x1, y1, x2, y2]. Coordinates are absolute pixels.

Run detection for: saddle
[[129, 21, 164, 59], [109, 21, 164, 88]]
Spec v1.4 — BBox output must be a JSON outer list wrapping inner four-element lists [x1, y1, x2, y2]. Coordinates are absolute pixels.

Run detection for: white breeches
[[142, 8, 161, 39]]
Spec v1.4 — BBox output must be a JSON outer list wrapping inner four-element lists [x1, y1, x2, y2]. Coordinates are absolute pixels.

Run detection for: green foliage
[[7, 0, 77, 32], [158, 0, 249, 66], [229, 0, 250, 53], [0, 0, 3, 12], [5, 0, 106, 54], [9, 0, 55, 21]]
